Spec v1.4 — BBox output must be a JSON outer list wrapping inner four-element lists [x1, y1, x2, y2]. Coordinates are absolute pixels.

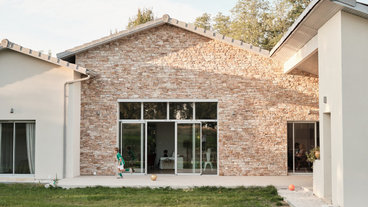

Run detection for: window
[[195, 102, 217, 120], [119, 102, 141, 119], [169, 102, 193, 120], [144, 102, 167, 119], [0, 121, 35, 174]]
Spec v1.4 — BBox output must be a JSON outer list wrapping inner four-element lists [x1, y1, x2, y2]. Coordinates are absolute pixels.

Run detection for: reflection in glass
[[195, 102, 217, 120], [144, 102, 167, 119], [0, 123, 13, 174], [201, 122, 217, 175], [120, 123, 145, 173], [120, 102, 141, 119], [169, 102, 193, 120], [177, 123, 200, 173]]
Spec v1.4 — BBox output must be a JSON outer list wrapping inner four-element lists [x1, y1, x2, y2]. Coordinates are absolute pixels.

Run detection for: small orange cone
[[288, 184, 295, 191]]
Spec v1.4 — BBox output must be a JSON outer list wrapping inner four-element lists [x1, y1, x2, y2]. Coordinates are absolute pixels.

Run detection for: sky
[[0, 0, 238, 54]]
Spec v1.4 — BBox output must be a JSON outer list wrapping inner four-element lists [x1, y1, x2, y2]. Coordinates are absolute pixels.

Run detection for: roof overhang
[[270, 0, 368, 65], [1, 39, 88, 75]]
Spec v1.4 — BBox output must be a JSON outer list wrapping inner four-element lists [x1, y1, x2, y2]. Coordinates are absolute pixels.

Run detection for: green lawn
[[0, 184, 288, 207]]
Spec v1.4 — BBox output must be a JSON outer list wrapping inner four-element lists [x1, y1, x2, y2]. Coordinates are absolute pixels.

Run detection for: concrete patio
[[57, 175, 313, 189]]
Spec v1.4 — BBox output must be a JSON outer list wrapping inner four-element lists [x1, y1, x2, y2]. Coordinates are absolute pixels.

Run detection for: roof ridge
[[1, 39, 88, 75], [57, 14, 269, 59]]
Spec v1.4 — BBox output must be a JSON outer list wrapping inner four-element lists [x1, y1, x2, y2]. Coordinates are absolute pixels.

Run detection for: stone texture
[[76, 24, 319, 176]]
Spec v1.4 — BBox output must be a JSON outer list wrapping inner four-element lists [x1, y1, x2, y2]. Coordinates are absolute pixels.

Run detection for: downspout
[[63, 73, 90, 179]]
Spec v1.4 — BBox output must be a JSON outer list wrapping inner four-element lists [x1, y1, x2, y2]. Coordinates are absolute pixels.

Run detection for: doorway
[[147, 122, 175, 174], [287, 122, 319, 173]]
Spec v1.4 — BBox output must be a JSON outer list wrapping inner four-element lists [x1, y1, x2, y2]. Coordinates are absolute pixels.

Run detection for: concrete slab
[[278, 187, 333, 207]]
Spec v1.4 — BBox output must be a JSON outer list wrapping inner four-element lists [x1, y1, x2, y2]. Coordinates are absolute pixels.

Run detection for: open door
[[175, 122, 202, 175]]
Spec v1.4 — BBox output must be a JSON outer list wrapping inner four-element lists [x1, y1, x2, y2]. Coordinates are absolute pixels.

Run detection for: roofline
[[270, 0, 368, 57], [57, 14, 269, 59], [269, 0, 321, 57], [1, 39, 88, 75]]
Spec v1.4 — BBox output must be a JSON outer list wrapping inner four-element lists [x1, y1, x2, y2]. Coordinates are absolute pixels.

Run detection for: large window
[[0, 121, 35, 174], [287, 122, 319, 173], [118, 100, 218, 175]]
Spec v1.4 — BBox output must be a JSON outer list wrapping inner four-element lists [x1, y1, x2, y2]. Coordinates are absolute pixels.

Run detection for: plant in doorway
[[306, 147, 320, 168]]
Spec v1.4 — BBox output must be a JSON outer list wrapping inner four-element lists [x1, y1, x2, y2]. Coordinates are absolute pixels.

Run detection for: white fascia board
[[283, 35, 318, 73]]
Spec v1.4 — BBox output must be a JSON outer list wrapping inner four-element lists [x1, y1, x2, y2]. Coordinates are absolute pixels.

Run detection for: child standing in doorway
[[114, 147, 132, 179]]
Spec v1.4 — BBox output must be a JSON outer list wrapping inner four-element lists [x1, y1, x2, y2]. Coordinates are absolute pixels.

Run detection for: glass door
[[119, 122, 145, 174], [175, 122, 201, 174]]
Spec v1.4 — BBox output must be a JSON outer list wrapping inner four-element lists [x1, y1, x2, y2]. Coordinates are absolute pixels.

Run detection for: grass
[[0, 184, 288, 207]]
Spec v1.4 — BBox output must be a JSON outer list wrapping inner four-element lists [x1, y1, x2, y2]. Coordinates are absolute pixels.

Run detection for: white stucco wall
[[340, 11, 368, 207], [0, 49, 81, 179], [318, 11, 344, 205], [318, 11, 368, 207]]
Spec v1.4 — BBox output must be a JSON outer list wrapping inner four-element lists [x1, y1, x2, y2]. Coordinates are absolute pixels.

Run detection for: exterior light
[[323, 96, 327, 104], [10, 108, 14, 113]]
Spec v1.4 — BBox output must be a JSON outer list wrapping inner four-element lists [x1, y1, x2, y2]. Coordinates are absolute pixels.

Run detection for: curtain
[[26, 123, 35, 174]]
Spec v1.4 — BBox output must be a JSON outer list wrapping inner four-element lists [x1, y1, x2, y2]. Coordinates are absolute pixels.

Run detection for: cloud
[[0, 0, 203, 53]]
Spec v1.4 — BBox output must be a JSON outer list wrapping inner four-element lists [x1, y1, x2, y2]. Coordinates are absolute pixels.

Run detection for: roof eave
[[1, 39, 88, 75], [269, 0, 322, 57]]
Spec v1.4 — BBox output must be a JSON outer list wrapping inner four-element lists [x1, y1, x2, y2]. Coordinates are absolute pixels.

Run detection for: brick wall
[[76, 24, 319, 176]]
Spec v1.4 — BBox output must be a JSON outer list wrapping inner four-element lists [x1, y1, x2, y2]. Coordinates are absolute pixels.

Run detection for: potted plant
[[306, 147, 320, 166]]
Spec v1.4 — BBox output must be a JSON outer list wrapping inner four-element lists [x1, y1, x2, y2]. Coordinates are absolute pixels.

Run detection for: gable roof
[[0, 39, 88, 75], [57, 14, 270, 59]]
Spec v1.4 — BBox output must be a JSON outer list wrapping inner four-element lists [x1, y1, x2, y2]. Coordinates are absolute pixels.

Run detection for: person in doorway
[[114, 147, 132, 179]]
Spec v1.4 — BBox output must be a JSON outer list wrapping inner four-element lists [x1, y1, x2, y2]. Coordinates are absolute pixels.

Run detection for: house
[[0, 0, 367, 206], [0, 39, 88, 179]]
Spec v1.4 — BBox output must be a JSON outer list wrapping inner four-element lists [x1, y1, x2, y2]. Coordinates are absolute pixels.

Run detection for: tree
[[127, 8, 154, 29], [229, 0, 271, 49], [213, 12, 231, 36], [194, 13, 211, 30], [192, 0, 312, 50]]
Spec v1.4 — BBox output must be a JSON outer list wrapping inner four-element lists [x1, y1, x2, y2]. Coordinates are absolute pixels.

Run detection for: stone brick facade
[[76, 24, 319, 176]]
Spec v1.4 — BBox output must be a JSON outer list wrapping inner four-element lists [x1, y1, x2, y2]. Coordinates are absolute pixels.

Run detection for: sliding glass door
[[0, 121, 35, 175], [175, 122, 201, 174], [287, 122, 319, 173], [119, 122, 145, 173]]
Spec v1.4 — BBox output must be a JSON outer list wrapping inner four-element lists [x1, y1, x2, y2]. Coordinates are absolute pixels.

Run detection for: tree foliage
[[194, 13, 212, 30], [127, 8, 154, 29], [194, 0, 311, 50]]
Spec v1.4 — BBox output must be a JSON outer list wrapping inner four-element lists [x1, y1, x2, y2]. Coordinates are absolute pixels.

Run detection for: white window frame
[[116, 99, 219, 176]]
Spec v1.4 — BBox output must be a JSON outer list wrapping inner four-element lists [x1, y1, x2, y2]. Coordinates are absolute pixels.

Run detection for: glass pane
[[294, 123, 315, 173], [169, 102, 193, 120], [119, 102, 141, 119], [0, 123, 14, 174], [120, 123, 145, 173], [14, 123, 30, 174], [316, 122, 320, 147], [177, 123, 200, 173], [201, 122, 217, 175], [287, 123, 293, 172], [195, 102, 217, 120], [144, 102, 167, 119]]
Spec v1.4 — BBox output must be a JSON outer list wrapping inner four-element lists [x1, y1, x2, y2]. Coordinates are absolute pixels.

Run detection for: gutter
[[63, 73, 91, 178]]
